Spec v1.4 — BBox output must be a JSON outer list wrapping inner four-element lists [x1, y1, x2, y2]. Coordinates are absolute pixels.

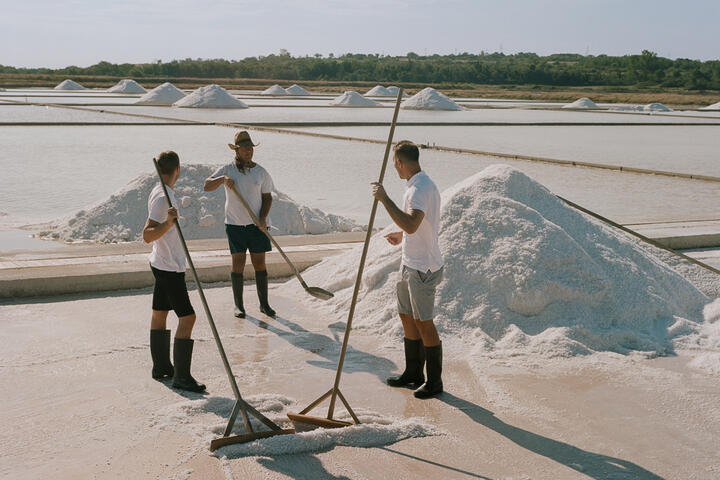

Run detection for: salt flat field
[[1, 88, 720, 251]]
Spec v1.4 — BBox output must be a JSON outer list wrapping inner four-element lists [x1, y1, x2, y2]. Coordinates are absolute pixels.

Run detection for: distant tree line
[[2, 50, 719, 90]]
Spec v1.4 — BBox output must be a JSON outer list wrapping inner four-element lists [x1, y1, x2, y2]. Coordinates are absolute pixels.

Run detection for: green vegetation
[[2, 50, 719, 90]]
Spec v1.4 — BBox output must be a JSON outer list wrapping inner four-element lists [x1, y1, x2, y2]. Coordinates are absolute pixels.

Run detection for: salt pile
[[330, 91, 381, 107], [700, 101, 720, 111], [107, 79, 147, 93], [135, 82, 186, 105], [401, 87, 463, 111], [261, 84, 288, 95], [364, 85, 392, 96], [40, 164, 360, 243], [173, 85, 248, 109], [285, 84, 311, 95], [562, 97, 599, 109], [151, 394, 442, 457], [386, 86, 409, 98], [643, 102, 672, 112], [283, 165, 711, 358], [54, 79, 86, 90]]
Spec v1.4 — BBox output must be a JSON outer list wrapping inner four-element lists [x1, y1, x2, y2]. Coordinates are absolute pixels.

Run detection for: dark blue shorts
[[151, 266, 195, 317], [225, 224, 272, 254]]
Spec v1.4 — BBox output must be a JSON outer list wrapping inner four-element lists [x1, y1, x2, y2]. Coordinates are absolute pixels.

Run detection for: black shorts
[[225, 224, 272, 254], [151, 266, 195, 317]]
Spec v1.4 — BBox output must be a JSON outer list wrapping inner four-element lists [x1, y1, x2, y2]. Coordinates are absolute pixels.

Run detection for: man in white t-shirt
[[142, 150, 205, 393], [372, 141, 445, 399], [204, 131, 276, 318]]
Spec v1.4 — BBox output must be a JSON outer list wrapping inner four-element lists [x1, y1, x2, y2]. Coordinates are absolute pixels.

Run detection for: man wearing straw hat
[[143, 150, 206, 393], [372, 140, 444, 399], [204, 131, 276, 318]]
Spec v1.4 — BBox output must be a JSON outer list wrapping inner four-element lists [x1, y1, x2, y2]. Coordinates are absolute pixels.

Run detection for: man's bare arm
[[371, 182, 424, 234], [142, 207, 178, 243]]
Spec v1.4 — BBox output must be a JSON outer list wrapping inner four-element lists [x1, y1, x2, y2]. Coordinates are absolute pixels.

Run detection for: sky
[[1, 0, 718, 68]]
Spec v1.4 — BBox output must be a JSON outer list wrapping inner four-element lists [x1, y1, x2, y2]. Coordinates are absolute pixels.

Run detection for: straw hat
[[227, 131, 259, 150]]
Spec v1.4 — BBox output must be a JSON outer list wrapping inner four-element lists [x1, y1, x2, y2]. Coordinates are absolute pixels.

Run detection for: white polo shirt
[[147, 184, 186, 273], [211, 163, 274, 226], [401, 171, 443, 273]]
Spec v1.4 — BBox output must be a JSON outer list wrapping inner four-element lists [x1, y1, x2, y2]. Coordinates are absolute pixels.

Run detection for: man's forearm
[[259, 196, 272, 221], [204, 177, 224, 192], [380, 197, 414, 233]]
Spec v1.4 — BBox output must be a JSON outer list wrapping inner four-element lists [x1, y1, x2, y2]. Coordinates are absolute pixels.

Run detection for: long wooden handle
[[327, 88, 404, 418]]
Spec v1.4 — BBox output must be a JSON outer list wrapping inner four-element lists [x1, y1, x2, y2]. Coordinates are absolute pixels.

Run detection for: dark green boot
[[414, 343, 443, 399], [150, 329, 174, 379], [387, 338, 425, 388], [231, 272, 246, 318], [172, 338, 206, 393], [255, 270, 276, 317]]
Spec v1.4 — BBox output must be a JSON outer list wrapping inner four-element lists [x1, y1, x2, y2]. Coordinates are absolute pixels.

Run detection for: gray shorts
[[397, 265, 443, 321]]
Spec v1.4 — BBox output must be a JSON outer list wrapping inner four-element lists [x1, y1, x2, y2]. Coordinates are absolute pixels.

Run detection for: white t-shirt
[[211, 163, 274, 226], [147, 184, 186, 273], [400, 171, 444, 273]]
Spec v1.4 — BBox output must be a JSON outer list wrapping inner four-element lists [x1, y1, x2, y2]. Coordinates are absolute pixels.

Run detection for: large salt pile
[[107, 79, 147, 93], [330, 91, 381, 107], [54, 79, 86, 90], [283, 165, 710, 358], [401, 87, 463, 111], [135, 82, 186, 105], [364, 85, 392, 96], [562, 97, 599, 109], [261, 84, 288, 95], [285, 84, 311, 95], [386, 86, 409, 98], [40, 164, 359, 243], [700, 101, 720, 111], [173, 85, 248, 108], [643, 102, 672, 112]]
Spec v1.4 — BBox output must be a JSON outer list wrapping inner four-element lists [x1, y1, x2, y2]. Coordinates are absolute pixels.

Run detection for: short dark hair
[[157, 150, 179, 175], [394, 140, 419, 163]]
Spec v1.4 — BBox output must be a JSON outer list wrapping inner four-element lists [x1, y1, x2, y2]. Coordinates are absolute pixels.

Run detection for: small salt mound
[[135, 82, 186, 105], [386, 86, 409, 98], [54, 79, 86, 90], [285, 84, 311, 95], [330, 91, 381, 107], [261, 84, 288, 95], [364, 85, 392, 96], [562, 97, 598, 109], [643, 103, 672, 112], [40, 164, 359, 243], [107, 79, 147, 93], [401, 87, 463, 111], [284, 165, 710, 358], [173, 85, 248, 109], [610, 105, 644, 112], [700, 101, 720, 111]]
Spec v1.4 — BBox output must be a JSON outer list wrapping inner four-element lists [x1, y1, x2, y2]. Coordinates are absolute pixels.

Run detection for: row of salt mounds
[[54, 79, 86, 90], [285, 84, 311, 95], [173, 84, 248, 109], [330, 91, 381, 107], [107, 79, 147, 93], [283, 165, 710, 358], [261, 84, 288, 95], [401, 87, 463, 111], [562, 97, 599, 109], [700, 101, 720, 111], [135, 82, 186, 105], [40, 164, 360, 243]]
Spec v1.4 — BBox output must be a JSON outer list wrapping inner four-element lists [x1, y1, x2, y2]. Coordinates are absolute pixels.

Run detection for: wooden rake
[[286, 89, 405, 430], [227, 184, 334, 300], [152, 159, 295, 451]]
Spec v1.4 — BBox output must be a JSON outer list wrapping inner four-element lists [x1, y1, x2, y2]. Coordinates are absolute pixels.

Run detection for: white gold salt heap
[[386, 86, 409, 98], [286, 165, 709, 358], [401, 87, 463, 111], [562, 97, 599, 109], [700, 101, 720, 111], [643, 103, 672, 112], [54, 79, 86, 90], [262, 84, 288, 95], [135, 82, 186, 105], [107, 79, 147, 93], [173, 84, 248, 108], [330, 91, 381, 107], [365, 85, 392, 96], [285, 84, 311, 95]]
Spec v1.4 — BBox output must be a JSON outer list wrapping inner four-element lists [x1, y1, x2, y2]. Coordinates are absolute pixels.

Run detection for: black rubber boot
[[172, 338, 206, 392], [387, 338, 425, 388], [414, 343, 443, 399], [231, 272, 246, 318], [150, 329, 174, 379], [255, 270, 276, 317]]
